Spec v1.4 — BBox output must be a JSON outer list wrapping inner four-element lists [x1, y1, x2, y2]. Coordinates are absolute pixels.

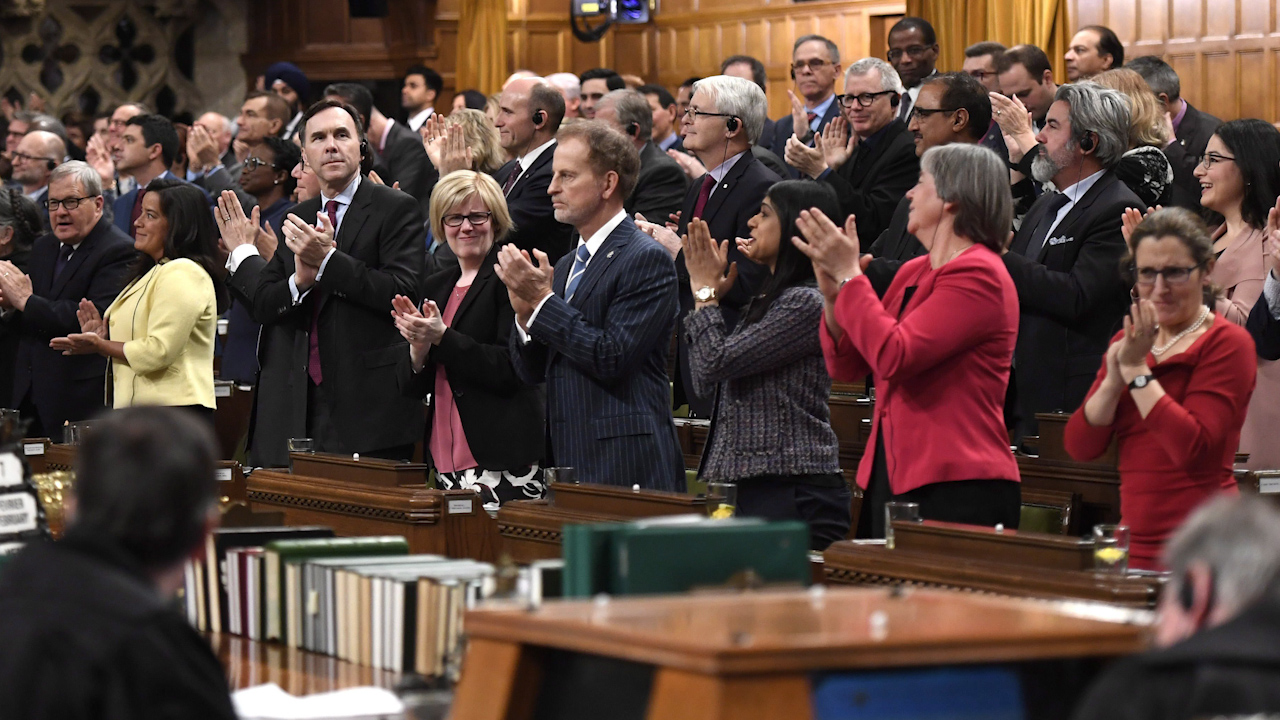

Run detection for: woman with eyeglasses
[[392, 171, 544, 508], [1067, 208, 1256, 569], [1189, 118, 1280, 469]]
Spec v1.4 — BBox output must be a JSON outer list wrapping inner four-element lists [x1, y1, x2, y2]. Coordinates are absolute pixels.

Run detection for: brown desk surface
[[208, 633, 400, 694], [462, 586, 1148, 676]]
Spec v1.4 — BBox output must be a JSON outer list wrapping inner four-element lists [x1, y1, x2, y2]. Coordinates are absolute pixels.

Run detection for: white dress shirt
[[407, 107, 435, 133]]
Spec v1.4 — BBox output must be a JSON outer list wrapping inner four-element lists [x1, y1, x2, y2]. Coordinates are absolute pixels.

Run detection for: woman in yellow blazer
[[52, 179, 227, 419]]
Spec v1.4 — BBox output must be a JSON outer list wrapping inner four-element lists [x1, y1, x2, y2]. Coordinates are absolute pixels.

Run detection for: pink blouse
[[428, 283, 478, 473]]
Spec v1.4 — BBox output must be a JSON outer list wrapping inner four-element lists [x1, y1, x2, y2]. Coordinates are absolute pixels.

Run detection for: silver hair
[[690, 75, 767, 145], [598, 89, 654, 140], [49, 160, 103, 197], [920, 144, 1012, 251], [1164, 496, 1280, 617], [845, 57, 906, 95], [793, 34, 840, 64], [545, 72, 581, 97], [1053, 81, 1131, 169]]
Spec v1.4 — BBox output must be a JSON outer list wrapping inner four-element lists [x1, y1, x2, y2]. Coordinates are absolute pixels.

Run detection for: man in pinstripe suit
[[496, 121, 684, 492]]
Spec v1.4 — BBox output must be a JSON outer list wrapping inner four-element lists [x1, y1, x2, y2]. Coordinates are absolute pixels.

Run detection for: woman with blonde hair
[[1093, 69, 1180, 207], [393, 170, 544, 507]]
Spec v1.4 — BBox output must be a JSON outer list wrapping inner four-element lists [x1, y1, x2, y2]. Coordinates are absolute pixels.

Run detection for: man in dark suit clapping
[[768, 35, 843, 174], [497, 122, 683, 492]]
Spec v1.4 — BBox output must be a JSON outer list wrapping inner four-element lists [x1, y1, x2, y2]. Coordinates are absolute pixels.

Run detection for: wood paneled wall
[[1071, 0, 1280, 122]]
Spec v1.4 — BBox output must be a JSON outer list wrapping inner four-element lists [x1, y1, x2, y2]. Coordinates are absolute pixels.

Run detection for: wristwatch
[[694, 286, 717, 303], [1128, 374, 1155, 390]]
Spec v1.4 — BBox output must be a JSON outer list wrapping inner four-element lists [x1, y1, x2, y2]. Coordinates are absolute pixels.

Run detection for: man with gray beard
[[1002, 82, 1143, 441]]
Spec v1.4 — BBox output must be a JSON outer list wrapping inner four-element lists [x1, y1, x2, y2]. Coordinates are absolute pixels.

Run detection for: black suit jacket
[[1247, 290, 1280, 361], [227, 178, 425, 466], [767, 100, 842, 175], [865, 196, 925, 297], [397, 245, 543, 470], [372, 120, 439, 220], [494, 142, 574, 264], [822, 120, 920, 244], [1003, 170, 1143, 438], [12, 217, 136, 431], [1170, 102, 1222, 216], [626, 141, 689, 223], [673, 150, 781, 415]]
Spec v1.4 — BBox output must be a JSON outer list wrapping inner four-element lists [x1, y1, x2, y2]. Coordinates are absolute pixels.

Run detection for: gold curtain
[[906, 0, 1069, 85], [457, 0, 508, 96]]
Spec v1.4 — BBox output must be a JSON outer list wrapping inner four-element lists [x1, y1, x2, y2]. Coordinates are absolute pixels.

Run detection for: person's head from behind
[[997, 44, 1057, 124], [639, 84, 678, 143], [429, 170, 513, 268], [908, 144, 1012, 253], [46, 161, 105, 245], [1156, 496, 1280, 648], [68, 406, 219, 584], [886, 17, 939, 89], [445, 109, 504, 174], [1065, 25, 1124, 81], [544, 73, 582, 118], [1193, 118, 1280, 230], [721, 55, 768, 92], [1121, 207, 1216, 325], [1032, 82, 1131, 187], [1125, 55, 1182, 115], [298, 100, 366, 195], [133, 178, 219, 265], [118, 114, 177, 178], [495, 78, 565, 158], [739, 180, 838, 325], [0, 188, 42, 259], [1092, 68, 1169, 150], [594, 90, 654, 150], [322, 83, 374, 134], [962, 41, 1005, 92], [908, 72, 990, 155], [839, 58, 904, 139], [578, 68, 625, 119], [241, 134, 301, 201], [550, 121, 640, 230]]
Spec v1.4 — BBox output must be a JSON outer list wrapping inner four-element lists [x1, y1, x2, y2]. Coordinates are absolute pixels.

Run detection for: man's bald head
[[194, 112, 233, 155], [12, 130, 65, 191]]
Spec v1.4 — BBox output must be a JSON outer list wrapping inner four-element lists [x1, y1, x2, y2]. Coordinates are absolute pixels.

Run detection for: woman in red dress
[[1066, 208, 1256, 569]]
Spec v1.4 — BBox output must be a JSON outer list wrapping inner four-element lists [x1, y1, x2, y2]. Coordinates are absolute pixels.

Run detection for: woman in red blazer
[[795, 143, 1021, 538], [1067, 208, 1256, 570]]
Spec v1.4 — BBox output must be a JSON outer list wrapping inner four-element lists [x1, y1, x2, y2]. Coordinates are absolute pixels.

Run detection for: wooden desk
[[452, 586, 1148, 720], [214, 381, 254, 460], [1019, 413, 1121, 534], [209, 632, 400, 694]]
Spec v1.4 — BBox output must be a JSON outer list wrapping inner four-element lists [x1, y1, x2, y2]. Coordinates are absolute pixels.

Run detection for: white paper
[[232, 683, 404, 720]]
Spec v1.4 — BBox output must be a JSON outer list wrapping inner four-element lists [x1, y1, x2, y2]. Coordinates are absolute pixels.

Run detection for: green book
[[262, 535, 409, 645], [561, 522, 625, 598]]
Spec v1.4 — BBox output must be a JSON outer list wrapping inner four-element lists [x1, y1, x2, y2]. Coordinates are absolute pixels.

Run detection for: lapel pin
[[607, 250, 615, 259]]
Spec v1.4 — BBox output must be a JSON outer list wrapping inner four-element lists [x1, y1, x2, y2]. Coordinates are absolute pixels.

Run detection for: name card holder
[[288, 452, 430, 488]]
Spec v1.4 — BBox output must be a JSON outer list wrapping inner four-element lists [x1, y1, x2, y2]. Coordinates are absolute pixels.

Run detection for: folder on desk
[[562, 518, 810, 597]]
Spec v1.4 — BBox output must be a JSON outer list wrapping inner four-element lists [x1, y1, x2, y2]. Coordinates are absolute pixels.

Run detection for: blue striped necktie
[[564, 243, 592, 300]]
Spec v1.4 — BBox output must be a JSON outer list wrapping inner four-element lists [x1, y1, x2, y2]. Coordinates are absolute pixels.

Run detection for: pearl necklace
[[1152, 305, 1209, 357]]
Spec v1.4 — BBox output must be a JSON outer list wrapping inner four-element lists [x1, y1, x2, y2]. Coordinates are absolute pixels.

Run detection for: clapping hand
[[666, 149, 707, 181], [784, 135, 827, 179], [1120, 206, 1161, 247], [682, 219, 736, 305], [0, 261, 33, 311], [787, 90, 811, 139], [86, 134, 116, 186], [365, 170, 400, 191], [186, 125, 220, 171], [635, 214, 682, 259], [792, 208, 864, 299], [282, 211, 336, 268], [215, 191, 267, 255], [817, 116, 855, 171], [392, 294, 446, 368], [1117, 298, 1158, 367], [989, 92, 1038, 163], [494, 244, 554, 326], [437, 123, 474, 175], [50, 299, 104, 356]]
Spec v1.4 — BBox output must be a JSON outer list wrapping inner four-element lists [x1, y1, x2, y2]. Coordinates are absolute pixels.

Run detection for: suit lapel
[[511, 141, 556, 198], [848, 122, 904, 187], [336, 179, 373, 254], [699, 152, 754, 222], [569, 220, 632, 308], [448, 246, 501, 323], [1034, 172, 1117, 263], [48, 225, 103, 297]]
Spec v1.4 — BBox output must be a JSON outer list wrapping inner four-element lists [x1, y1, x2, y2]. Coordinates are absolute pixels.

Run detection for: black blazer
[[822, 120, 920, 244], [865, 196, 925, 298], [397, 245, 543, 470], [493, 142, 574, 264], [627, 141, 688, 223], [1247, 290, 1280, 361], [673, 150, 781, 415], [1003, 169, 1144, 438], [227, 178, 425, 466], [1168, 103, 1222, 216], [372, 120, 439, 220], [12, 217, 136, 432], [767, 100, 842, 175]]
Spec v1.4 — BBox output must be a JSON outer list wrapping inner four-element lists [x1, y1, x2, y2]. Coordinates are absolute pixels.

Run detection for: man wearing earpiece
[[1071, 496, 1280, 719], [10, 131, 65, 232], [493, 77, 574, 264], [593, 89, 688, 224], [1003, 82, 1143, 441]]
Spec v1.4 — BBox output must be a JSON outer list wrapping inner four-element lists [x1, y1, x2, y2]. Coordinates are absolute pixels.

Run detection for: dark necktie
[[1024, 192, 1071, 260], [564, 244, 592, 300], [806, 110, 818, 127], [501, 164, 524, 196], [898, 93, 912, 122], [307, 199, 340, 385], [128, 188, 147, 238], [692, 173, 716, 219], [54, 244, 74, 279]]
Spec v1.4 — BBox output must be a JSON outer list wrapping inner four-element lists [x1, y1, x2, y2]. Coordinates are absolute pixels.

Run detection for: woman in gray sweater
[[683, 180, 847, 549]]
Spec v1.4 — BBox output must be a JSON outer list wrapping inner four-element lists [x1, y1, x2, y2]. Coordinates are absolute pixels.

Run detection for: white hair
[[545, 72, 581, 98], [689, 75, 767, 145], [845, 57, 905, 95]]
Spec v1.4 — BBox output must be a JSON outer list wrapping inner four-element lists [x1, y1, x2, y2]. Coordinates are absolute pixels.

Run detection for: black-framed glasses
[[682, 107, 734, 121], [838, 91, 897, 109], [1198, 152, 1235, 168], [47, 196, 97, 211], [888, 45, 933, 62], [967, 70, 995, 81], [910, 106, 959, 120], [441, 211, 492, 228], [10, 151, 55, 164], [243, 156, 272, 172], [1133, 261, 1206, 285], [791, 59, 834, 74]]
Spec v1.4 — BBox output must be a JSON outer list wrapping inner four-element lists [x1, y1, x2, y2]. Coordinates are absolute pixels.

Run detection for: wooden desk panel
[[209, 633, 399, 694]]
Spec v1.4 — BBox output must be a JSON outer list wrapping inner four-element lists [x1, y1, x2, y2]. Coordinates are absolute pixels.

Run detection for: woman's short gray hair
[[49, 160, 102, 197], [920, 144, 1012, 251], [845, 58, 905, 95], [1053, 81, 1131, 169], [690, 75, 767, 145]]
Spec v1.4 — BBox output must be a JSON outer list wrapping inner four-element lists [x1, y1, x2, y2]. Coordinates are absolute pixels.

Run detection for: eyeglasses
[[10, 151, 55, 165], [888, 45, 933, 62], [967, 70, 995, 81], [838, 91, 898, 108], [682, 107, 734, 121], [243, 156, 278, 172], [791, 59, 834, 74], [441, 211, 492, 228], [47, 196, 97, 211], [910, 106, 959, 120], [1133, 261, 1206, 285], [1198, 152, 1235, 168]]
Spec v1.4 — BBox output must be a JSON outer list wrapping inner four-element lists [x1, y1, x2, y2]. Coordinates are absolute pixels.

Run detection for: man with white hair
[[1071, 496, 1280, 719], [787, 57, 919, 244], [636, 75, 780, 417], [545, 72, 582, 119]]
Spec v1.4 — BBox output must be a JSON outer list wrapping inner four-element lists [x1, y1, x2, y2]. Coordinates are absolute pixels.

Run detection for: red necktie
[[692, 174, 716, 219], [501, 165, 523, 196], [806, 111, 818, 125], [129, 188, 147, 238], [307, 199, 339, 385]]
